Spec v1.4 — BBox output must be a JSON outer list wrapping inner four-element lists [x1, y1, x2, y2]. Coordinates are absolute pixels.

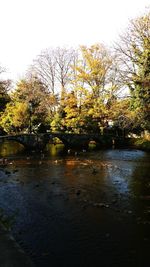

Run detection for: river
[[0, 141, 150, 267]]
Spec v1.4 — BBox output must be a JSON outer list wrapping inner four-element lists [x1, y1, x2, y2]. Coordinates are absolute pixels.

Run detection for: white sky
[[0, 0, 149, 81]]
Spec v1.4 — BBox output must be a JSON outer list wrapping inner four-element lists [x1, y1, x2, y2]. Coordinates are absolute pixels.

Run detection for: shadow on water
[[0, 141, 150, 267]]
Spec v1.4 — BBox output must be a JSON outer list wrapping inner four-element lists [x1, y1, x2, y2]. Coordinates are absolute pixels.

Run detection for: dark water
[[0, 141, 150, 267]]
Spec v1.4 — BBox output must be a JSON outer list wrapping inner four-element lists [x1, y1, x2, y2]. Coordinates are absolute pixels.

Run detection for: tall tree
[[31, 49, 57, 94], [72, 44, 117, 129], [63, 91, 80, 132], [115, 10, 150, 130], [1, 76, 56, 133], [31, 47, 77, 94]]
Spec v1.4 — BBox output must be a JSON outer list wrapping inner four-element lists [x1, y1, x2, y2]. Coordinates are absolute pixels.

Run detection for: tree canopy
[[0, 10, 149, 135]]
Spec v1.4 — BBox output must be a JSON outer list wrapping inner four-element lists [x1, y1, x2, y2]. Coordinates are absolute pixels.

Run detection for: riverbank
[[131, 138, 150, 152]]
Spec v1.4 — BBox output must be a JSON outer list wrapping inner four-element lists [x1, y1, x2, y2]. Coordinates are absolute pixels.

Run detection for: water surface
[[0, 141, 150, 267]]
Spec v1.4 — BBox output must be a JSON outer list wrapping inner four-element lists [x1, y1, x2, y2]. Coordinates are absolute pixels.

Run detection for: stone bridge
[[0, 133, 123, 150]]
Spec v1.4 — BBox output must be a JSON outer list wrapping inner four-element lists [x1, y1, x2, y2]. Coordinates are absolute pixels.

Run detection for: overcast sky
[[0, 0, 149, 81]]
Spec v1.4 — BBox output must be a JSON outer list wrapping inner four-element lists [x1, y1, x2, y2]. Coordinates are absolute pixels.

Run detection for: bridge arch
[[45, 134, 70, 148], [0, 133, 121, 151], [0, 139, 25, 156], [88, 137, 103, 148], [0, 134, 49, 151]]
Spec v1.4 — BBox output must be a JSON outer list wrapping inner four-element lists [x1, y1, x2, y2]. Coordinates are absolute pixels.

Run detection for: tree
[[0, 79, 11, 112], [1, 76, 56, 133], [31, 48, 57, 94], [0, 66, 11, 113], [31, 47, 77, 94], [76, 44, 112, 96], [54, 47, 77, 91], [0, 66, 12, 134], [72, 44, 118, 130], [0, 101, 28, 133], [63, 91, 80, 132], [115, 10, 150, 130]]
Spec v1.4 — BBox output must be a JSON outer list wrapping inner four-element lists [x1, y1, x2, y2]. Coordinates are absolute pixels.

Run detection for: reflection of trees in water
[[0, 141, 24, 157]]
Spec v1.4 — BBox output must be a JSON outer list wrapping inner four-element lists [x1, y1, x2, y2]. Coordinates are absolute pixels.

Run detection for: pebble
[[5, 170, 11, 175], [76, 190, 81, 196], [13, 169, 18, 173]]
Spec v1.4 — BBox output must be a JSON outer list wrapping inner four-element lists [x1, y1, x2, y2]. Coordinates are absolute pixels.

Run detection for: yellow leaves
[[11, 102, 28, 127], [88, 108, 94, 116], [0, 101, 29, 132], [74, 44, 113, 101]]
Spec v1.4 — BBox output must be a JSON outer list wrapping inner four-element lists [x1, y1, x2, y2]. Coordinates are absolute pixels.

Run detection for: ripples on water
[[0, 141, 150, 267]]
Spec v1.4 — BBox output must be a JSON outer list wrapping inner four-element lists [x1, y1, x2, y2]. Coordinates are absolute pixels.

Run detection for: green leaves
[[116, 10, 150, 131]]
